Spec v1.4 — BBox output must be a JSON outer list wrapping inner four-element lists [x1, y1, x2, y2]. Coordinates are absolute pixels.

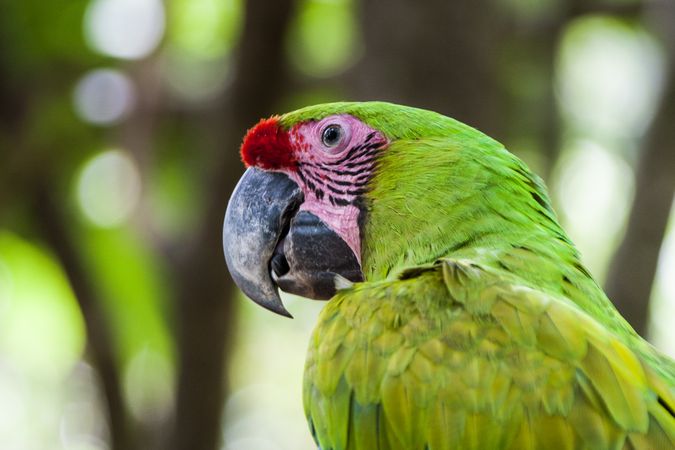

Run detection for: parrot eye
[[321, 124, 343, 148]]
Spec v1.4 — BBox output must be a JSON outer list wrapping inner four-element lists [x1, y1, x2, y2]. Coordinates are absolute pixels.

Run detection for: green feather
[[305, 262, 675, 449], [277, 102, 675, 449]]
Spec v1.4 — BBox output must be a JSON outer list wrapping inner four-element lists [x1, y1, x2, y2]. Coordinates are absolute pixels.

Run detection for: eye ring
[[321, 124, 343, 148]]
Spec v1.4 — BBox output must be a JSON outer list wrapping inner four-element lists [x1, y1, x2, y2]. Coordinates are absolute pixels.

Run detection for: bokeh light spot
[[648, 200, 675, 359], [553, 141, 634, 277], [73, 68, 135, 125], [558, 16, 665, 140], [85, 0, 165, 60], [0, 369, 27, 439], [287, 0, 361, 78], [0, 232, 86, 380], [168, 0, 242, 58], [123, 348, 174, 424], [60, 362, 110, 450], [77, 150, 141, 228], [162, 51, 231, 103]]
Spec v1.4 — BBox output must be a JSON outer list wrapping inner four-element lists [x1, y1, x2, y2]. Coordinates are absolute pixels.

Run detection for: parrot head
[[223, 110, 384, 316], [223, 102, 559, 316]]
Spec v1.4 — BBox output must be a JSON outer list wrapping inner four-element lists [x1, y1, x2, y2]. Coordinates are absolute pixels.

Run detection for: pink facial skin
[[281, 115, 388, 265]]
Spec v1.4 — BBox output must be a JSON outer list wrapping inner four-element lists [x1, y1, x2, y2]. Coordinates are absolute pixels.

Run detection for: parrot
[[222, 101, 675, 449]]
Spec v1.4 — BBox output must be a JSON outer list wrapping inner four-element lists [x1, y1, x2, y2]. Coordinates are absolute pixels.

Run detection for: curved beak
[[223, 168, 302, 317], [223, 167, 364, 318]]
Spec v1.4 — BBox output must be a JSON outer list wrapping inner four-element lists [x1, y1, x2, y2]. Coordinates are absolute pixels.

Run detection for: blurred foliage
[[0, 232, 85, 378], [287, 0, 361, 77], [168, 0, 242, 58], [0, 0, 673, 449]]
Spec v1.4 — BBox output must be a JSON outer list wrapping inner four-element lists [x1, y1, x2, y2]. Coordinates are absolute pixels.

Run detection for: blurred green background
[[0, 0, 674, 449]]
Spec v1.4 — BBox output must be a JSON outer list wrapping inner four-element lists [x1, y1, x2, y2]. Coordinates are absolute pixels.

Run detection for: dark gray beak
[[223, 168, 363, 317], [223, 168, 301, 317]]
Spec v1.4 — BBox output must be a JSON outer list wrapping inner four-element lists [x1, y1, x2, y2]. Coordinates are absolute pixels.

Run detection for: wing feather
[[303, 259, 675, 449]]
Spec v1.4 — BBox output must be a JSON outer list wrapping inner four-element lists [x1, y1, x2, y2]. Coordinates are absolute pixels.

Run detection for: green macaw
[[222, 101, 675, 449]]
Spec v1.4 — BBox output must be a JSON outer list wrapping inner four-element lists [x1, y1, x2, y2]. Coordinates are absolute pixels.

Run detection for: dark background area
[[0, 0, 673, 449]]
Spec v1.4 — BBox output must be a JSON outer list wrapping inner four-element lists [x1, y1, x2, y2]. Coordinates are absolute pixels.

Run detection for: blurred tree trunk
[[605, 2, 675, 336], [0, 48, 135, 450], [352, 0, 503, 136], [168, 1, 295, 450], [35, 182, 136, 450]]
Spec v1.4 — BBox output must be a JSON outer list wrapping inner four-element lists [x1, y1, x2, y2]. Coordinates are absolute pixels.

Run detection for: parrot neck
[[361, 137, 612, 315]]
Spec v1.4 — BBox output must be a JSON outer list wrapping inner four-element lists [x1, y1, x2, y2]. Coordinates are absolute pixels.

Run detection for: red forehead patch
[[240, 117, 296, 170]]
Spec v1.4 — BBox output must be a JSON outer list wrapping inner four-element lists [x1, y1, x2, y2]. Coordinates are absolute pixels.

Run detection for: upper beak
[[223, 167, 364, 317], [223, 168, 302, 317]]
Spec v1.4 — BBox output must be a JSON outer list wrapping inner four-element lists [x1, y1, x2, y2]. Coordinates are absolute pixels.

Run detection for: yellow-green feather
[[278, 102, 675, 449], [304, 261, 675, 449]]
